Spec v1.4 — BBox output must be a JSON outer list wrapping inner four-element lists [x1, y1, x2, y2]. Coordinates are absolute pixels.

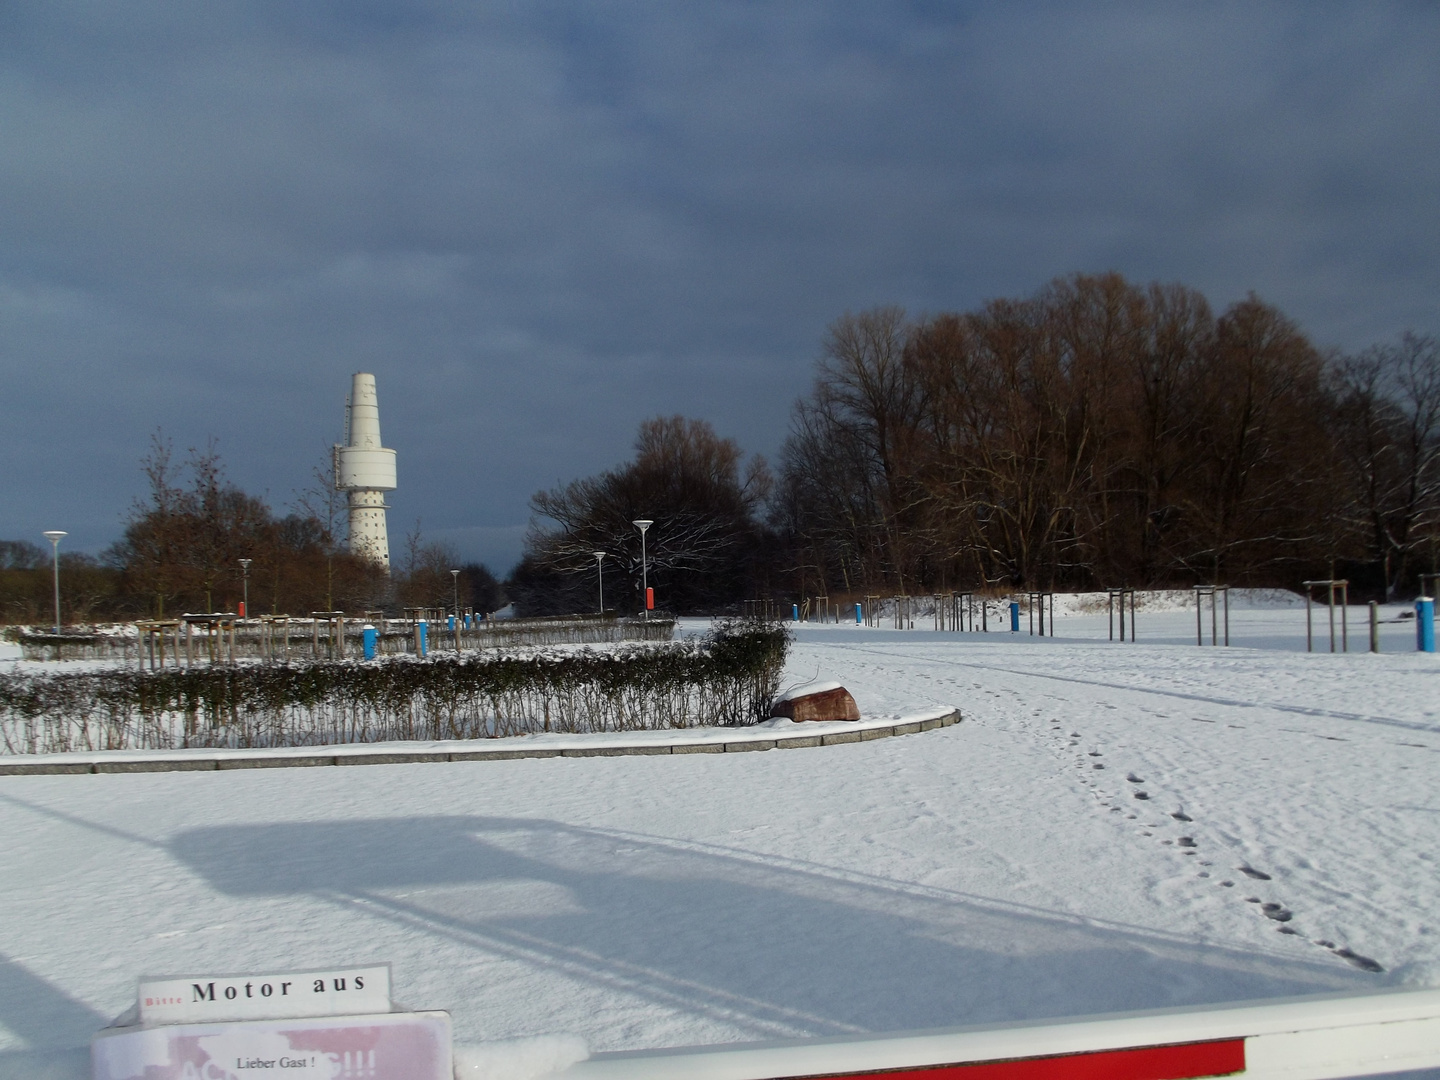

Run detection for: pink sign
[[91, 1010, 451, 1080]]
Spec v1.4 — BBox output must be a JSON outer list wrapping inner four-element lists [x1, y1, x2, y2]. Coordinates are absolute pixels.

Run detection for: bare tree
[[1332, 333, 1440, 595], [521, 416, 771, 614]]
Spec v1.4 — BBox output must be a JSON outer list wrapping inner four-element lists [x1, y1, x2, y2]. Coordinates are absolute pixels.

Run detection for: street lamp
[[593, 551, 607, 613], [238, 559, 252, 618], [450, 568, 460, 616], [632, 519, 653, 620], [42, 531, 66, 634]]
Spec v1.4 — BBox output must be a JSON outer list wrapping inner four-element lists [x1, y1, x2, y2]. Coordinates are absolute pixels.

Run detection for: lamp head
[[632, 519, 653, 534], [593, 551, 607, 562], [239, 558, 252, 571], [43, 530, 67, 545]]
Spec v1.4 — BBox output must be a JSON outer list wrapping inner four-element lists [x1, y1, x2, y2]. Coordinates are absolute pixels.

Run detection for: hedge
[[0, 620, 789, 755]]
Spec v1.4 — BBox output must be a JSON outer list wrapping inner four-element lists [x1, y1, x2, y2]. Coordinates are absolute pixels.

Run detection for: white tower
[[335, 373, 397, 570]]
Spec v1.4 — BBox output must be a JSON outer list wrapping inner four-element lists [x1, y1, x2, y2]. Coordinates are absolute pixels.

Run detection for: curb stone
[[0, 709, 960, 776]]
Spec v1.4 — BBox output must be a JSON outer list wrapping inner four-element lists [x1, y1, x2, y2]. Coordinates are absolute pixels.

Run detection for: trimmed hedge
[[0, 620, 789, 755]]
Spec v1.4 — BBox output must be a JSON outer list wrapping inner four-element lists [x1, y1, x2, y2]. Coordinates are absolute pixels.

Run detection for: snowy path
[[0, 614, 1437, 1076]]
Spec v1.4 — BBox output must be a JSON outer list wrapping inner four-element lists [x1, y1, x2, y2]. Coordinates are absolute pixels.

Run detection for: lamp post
[[238, 558, 252, 618], [632, 519, 653, 620], [42, 531, 66, 633], [593, 551, 607, 613], [450, 568, 462, 651]]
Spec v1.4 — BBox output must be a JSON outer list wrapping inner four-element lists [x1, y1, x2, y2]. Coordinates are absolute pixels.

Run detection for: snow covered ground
[[1, 601, 1438, 1078]]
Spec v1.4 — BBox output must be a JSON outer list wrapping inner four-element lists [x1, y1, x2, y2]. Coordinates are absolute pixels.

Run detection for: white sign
[[138, 966, 391, 1026], [92, 1010, 451, 1080]]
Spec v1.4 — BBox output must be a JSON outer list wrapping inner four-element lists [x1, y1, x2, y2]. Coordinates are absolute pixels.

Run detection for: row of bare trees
[[101, 435, 384, 617], [515, 274, 1437, 613], [12, 272, 1434, 622], [0, 542, 121, 625], [2, 435, 507, 624], [772, 274, 1440, 599]]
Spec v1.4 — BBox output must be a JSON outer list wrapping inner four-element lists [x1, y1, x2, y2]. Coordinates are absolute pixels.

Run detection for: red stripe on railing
[[810, 1039, 1245, 1080]]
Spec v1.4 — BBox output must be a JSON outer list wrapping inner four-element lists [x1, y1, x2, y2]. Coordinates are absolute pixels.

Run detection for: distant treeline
[[518, 272, 1440, 613], [9, 272, 1437, 625], [2, 435, 504, 624]]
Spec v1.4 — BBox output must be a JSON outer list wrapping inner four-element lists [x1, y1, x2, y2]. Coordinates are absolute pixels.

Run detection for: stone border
[[0, 710, 960, 776]]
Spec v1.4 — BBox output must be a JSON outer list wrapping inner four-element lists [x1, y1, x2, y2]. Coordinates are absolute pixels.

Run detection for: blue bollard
[[362, 624, 377, 660], [1418, 597, 1435, 653], [448, 614, 455, 632], [792, 603, 800, 622], [464, 615, 472, 630], [1009, 602, 1020, 632], [417, 619, 428, 658], [855, 602, 863, 625]]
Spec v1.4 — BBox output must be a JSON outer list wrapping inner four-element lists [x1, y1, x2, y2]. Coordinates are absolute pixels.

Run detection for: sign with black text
[[137, 965, 390, 1025]]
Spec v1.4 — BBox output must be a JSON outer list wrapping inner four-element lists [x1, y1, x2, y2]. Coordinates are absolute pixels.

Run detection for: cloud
[[1, 2, 1437, 573]]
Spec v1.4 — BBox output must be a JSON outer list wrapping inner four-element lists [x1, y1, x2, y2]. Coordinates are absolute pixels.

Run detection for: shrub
[[0, 620, 789, 755]]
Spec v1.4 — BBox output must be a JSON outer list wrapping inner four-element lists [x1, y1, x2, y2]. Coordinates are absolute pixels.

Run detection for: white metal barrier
[[564, 988, 1440, 1080]]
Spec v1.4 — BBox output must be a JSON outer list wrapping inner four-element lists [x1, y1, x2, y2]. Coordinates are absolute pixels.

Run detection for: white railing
[[562, 988, 1440, 1080]]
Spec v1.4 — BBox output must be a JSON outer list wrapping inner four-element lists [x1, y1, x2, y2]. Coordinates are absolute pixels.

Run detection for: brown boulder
[[770, 685, 861, 722]]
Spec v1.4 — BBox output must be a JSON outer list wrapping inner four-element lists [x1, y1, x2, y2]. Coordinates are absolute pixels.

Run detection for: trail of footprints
[[1046, 716, 1385, 974]]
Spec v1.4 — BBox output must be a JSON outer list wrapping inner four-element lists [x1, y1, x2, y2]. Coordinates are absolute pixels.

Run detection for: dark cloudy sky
[[4, 3, 1437, 573]]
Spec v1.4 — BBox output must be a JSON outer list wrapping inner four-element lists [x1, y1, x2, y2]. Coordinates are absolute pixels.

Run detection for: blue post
[[792, 603, 800, 622], [855, 602, 863, 625], [1418, 597, 1435, 653], [1009, 602, 1020, 632], [464, 614, 472, 629], [362, 624, 377, 660], [417, 619, 428, 658], [448, 614, 455, 632]]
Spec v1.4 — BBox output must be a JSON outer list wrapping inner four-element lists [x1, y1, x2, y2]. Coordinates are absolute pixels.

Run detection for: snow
[[453, 1035, 589, 1080], [772, 679, 845, 704], [1, 601, 1439, 1079], [0, 712, 938, 769]]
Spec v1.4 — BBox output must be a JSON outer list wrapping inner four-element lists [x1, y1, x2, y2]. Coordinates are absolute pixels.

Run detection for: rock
[[770, 685, 860, 722]]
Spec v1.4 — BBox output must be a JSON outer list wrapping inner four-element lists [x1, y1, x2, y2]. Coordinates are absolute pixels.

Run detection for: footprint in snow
[[1092, 763, 1105, 770], [1133, 792, 1150, 800], [1177, 837, 1197, 848], [1335, 948, 1384, 973], [1171, 810, 1192, 822], [1261, 902, 1293, 923], [1239, 866, 1272, 880], [1127, 773, 1144, 783]]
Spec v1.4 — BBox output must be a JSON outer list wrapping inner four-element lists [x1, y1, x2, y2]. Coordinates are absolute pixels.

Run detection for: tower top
[[347, 373, 384, 450]]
